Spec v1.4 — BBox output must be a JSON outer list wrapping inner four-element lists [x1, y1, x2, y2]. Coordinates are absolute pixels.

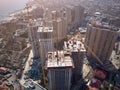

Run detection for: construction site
[[0, 0, 120, 90]]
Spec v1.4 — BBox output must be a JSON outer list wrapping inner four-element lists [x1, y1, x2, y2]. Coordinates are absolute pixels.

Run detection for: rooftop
[[64, 35, 86, 52], [89, 17, 120, 31], [46, 51, 74, 69], [65, 5, 74, 10], [38, 26, 53, 33]]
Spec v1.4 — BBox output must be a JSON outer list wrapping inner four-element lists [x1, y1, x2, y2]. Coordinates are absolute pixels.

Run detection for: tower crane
[[10, 3, 46, 88], [24, 4, 47, 88]]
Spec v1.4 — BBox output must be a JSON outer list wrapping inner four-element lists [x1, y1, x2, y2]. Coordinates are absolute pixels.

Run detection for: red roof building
[[94, 69, 106, 79], [0, 67, 7, 72]]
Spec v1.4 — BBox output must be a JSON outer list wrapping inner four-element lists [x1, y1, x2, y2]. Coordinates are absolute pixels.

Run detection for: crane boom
[[11, 4, 46, 88], [25, 4, 46, 87]]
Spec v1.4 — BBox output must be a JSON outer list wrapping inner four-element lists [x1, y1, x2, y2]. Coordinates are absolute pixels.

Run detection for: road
[[8, 72, 20, 90], [2, 71, 20, 90], [17, 43, 30, 61], [20, 50, 33, 84], [19, 50, 46, 90]]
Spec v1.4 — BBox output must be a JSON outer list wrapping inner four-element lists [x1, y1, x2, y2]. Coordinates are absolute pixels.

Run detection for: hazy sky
[[0, 0, 28, 8], [0, 0, 28, 15]]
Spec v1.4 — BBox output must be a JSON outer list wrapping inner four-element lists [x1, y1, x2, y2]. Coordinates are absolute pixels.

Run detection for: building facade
[[28, 23, 40, 59], [52, 11, 67, 42], [37, 26, 54, 63], [64, 37, 86, 83], [46, 51, 74, 90], [85, 22, 119, 62]]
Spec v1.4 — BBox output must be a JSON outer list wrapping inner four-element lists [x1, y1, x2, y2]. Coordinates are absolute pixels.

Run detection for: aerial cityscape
[[0, 0, 120, 90]]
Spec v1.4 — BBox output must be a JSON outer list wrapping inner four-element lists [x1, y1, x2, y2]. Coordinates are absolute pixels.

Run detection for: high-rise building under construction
[[37, 26, 54, 63], [46, 51, 74, 90], [65, 4, 84, 31], [52, 11, 67, 42], [64, 36, 86, 83]]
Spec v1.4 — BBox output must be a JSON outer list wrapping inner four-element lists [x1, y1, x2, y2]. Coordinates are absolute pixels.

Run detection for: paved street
[[20, 50, 33, 85], [19, 50, 46, 90], [8, 73, 19, 90], [2, 72, 20, 90]]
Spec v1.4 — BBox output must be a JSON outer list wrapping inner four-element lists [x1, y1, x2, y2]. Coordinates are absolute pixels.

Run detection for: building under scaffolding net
[[46, 51, 74, 90], [37, 26, 54, 63]]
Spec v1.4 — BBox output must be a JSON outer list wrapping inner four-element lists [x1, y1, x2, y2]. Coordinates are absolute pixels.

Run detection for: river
[[0, 0, 28, 21]]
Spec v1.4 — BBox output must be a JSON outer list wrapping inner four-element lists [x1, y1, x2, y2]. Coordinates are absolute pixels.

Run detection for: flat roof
[[89, 21, 119, 32], [46, 51, 74, 69], [38, 26, 53, 32], [65, 5, 74, 10]]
